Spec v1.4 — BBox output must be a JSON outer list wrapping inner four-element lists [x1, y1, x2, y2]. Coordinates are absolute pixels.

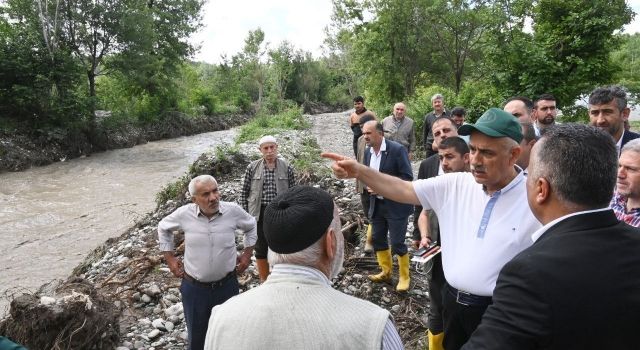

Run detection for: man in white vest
[[240, 135, 295, 282], [204, 186, 404, 350]]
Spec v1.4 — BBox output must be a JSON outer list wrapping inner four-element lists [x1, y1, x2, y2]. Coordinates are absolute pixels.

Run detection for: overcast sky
[[191, 0, 640, 64]]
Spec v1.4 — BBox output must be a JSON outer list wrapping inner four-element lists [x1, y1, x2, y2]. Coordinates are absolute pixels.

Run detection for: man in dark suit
[[462, 124, 640, 350], [362, 120, 414, 292], [589, 85, 640, 156]]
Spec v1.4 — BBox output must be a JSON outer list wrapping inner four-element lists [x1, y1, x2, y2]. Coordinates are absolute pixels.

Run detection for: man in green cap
[[322, 108, 541, 350]]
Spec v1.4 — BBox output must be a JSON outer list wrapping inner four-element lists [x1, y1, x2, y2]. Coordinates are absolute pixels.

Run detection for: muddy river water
[[0, 129, 237, 315]]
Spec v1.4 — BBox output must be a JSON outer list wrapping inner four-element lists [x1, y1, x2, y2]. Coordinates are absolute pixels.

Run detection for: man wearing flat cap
[[240, 135, 295, 282], [204, 186, 404, 350], [322, 108, 541, 350]]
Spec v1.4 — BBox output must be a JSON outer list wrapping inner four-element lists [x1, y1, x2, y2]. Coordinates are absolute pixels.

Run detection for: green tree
[[486, 0, 633, 106]]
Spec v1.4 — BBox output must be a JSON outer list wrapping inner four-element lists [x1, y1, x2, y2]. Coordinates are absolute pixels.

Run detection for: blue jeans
[[180, 274, 239, 350]]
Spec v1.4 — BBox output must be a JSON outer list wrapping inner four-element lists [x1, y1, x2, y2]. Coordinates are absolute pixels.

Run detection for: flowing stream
[[0, 129, 237, 315]]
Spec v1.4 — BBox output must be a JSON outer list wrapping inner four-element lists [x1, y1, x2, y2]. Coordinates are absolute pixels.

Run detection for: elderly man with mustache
[[323, 108, 541, 350]]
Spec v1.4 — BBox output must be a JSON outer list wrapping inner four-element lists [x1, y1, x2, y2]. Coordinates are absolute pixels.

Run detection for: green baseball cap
[[458, 108, 523, 143]]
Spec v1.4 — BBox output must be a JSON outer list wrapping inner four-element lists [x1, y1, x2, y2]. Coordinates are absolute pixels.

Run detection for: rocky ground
[[0, 112, 431, 349]]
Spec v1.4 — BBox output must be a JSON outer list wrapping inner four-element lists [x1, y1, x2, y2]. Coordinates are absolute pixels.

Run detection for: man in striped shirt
[[610, 138, 640, 227]]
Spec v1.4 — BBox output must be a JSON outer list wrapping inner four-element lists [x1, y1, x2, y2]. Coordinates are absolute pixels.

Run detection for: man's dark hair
[[353, 96, 365, 103], [588, 85, 628, 111], [359, 114, 375, 126], [521, 122, 537, 142], [439, 136, 469, 156], [532, 124, 616, 208], [536, 93, 556, 102], [450, 107, 466, 117], [431, 116, 455, 131], [374, 121, 384, 134], [504, 96, 533, 112]]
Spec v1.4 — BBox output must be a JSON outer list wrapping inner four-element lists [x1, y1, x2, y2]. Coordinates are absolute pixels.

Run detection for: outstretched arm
[[321, 152, 420, 205]]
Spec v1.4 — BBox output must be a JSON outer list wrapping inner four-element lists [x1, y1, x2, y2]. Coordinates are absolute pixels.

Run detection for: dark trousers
[[180, 275, 239, 350], [360, 192, 370, 221], [441, 282, 491, 350], [428, 254, 445, 333], [254, 205, 268, 259], [371, 200, 409, 255]]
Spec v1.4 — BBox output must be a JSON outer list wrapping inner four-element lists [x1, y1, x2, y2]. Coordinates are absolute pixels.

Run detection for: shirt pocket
[[210, 229, 236, 248]]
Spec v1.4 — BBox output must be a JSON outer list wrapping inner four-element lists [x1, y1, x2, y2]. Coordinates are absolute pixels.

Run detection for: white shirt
[[158, 202, 257, 282], [530, 207, 610, 242], [616, 130, 625, 157], [413, 171, 541, 296], [369, 138, 387, 171]]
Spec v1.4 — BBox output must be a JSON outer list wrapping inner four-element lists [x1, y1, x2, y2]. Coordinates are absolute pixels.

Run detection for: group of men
[[337, 85, 640, 350], [155, 85, 640, 350]]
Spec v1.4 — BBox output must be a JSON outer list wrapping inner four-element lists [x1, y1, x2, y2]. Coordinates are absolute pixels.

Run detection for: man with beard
[[533, 94, 557, 135], [349, 96, 377, 157], [322, 108, 541, 350], [362, 120, 413, 292], [423, 94, 451, 157], [204, 186, 403, 350], [610, 139, 640, 227], [416, 136, 470, 350], [158, 175, 257, 350], [589, 85, 640, 157]]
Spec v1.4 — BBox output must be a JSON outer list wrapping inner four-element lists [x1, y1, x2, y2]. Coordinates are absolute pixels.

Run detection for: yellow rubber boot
[[368, 249, 392, 283], [256, 258, 270, 283], [396, 253, 411, 292], [427, 330, 444, 350], [364, 224, 374, 254]]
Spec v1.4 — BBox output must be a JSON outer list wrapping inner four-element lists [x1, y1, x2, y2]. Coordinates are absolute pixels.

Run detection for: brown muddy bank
[[0, 112, 249, 173]]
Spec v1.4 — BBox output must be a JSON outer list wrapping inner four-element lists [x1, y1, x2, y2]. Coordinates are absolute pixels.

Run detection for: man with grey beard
[[204, 186, 403, 350]]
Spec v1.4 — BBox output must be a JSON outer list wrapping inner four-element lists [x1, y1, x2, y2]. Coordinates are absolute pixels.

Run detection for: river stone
[[40, 296, 56, 305], [167, 314, 180, 323], [146, 284, 162, 297], [152, 318, 166, 331], [165, 321, 175, 331], [141, 294, 152, 303], [148, 329, 161, 339], [116, 347, 130, 350], [134, 340, 144, 348], [138, 318, 151, 326], [391, 305, 401, 313]]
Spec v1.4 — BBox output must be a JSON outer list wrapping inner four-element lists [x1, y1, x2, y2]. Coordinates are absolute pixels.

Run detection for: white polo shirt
[[413, 171, 540, 296]]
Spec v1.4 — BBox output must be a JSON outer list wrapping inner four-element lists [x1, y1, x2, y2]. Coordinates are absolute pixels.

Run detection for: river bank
[[0, 112, 429, 349], [0, 112, 249, 173]]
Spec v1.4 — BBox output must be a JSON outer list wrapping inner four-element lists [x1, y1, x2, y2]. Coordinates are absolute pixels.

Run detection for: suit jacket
[[364, 139, 413, 218], [621, 129, 640, 150], [462, 209, 640, 350]]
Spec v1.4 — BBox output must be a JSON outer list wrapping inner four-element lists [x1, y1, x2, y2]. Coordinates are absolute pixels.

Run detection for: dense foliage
[[1, 0, 636, 139]]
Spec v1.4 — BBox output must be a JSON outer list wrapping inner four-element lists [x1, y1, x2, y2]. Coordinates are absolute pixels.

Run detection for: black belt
[[183, 270, 236, 289], [447, 285, 492, 306]]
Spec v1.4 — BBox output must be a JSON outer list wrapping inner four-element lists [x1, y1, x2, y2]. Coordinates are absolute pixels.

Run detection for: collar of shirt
[[616, 130, 625, 156], [482, 166, 524, 196], [369, 138, 387, 156], [195, 202, 226, 219], [611, 191, 640, 212], [530, 207, 610, 242], [270, 264, 331, 285]]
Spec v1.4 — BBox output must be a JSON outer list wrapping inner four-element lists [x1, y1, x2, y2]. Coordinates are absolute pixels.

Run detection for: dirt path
[[309, 111, 428, 349]]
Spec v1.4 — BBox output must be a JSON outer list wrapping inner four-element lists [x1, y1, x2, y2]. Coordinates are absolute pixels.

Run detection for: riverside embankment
[[1, 111, 429, 349]]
